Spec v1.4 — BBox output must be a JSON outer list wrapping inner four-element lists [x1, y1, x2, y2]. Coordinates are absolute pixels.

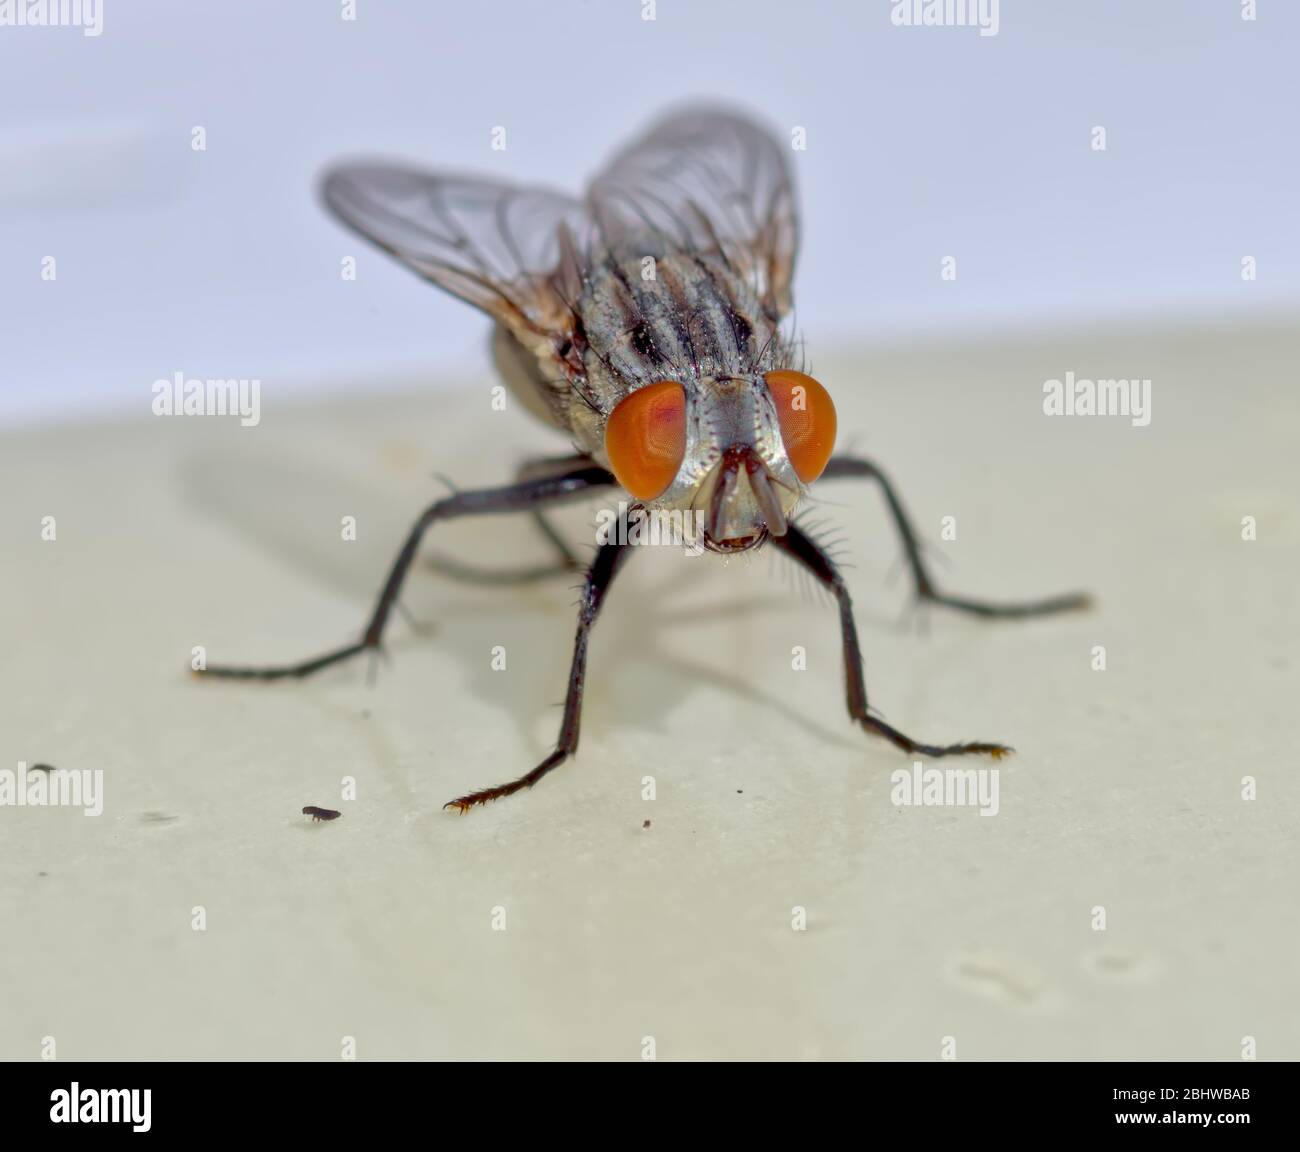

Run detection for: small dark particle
[[31, 763, 55, 773], [37, 871, 48, 878], [303, 806, 342, 822], [736, 789, 743, 794], [642, 819, 651, 829]]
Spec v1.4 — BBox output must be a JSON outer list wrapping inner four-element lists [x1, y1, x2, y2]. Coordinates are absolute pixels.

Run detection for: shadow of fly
[[200, 106, 1089, 812]]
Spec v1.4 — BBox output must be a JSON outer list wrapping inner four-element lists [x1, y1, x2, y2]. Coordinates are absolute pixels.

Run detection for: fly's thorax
[[578, 250, 776, 403]]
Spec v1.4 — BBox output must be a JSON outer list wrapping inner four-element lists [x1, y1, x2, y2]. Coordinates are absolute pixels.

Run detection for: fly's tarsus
[[444, 749, 571, 814], [922, 589, 1092, 619], [200, 640, 373, 681], [861, 715, 1013, 760]]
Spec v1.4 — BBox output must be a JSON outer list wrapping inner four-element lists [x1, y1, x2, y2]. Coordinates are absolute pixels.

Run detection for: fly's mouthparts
[[707, 451, 742, 543], [703, 529, 769, 555], [745, 454, 789, 537], [707, 445, 788, 544]]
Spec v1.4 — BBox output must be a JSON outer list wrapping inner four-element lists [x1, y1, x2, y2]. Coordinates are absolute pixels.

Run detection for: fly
[[200, 107, 1089, 812]]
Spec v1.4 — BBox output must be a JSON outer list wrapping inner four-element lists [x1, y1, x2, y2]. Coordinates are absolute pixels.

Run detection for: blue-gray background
[[1, 0, 1295, 425]]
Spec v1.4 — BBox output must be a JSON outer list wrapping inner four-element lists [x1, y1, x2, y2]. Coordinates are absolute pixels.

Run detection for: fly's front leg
[[443, 516, 636, 812], [820, 455, 1090, 618], [774, 523, 1011, 759], [199, 464, 616, 681]]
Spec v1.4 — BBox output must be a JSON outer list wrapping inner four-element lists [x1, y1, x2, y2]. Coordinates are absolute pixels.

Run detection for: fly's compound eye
[[764, 369, 837, 483], [604, 380, 687, 500]]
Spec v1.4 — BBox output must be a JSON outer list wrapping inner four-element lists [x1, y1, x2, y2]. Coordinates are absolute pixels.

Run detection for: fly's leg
[[518, 454, 596, 571], [444, 514, 636, 812], [820, 455, 1090, 618], [425, 454, 608, 584], [199, 465, 616, 680], [773, 522, 1012, 759]]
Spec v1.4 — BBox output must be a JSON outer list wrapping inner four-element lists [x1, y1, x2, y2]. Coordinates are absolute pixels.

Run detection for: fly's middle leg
[[198, 464, 616, 681], [424, 454, 606, 585], [443, 514, 636, 812], [773, 522, 1012, 759], [517, 454, 599, 571], [820, 455, 1091, 618]]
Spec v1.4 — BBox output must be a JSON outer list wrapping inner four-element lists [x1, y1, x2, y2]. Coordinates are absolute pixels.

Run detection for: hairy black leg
[[773, 523, 1011, 759], [517, 454, 596, 570], [200, 464, 615, 681], [443, 515, 636, 812], [425, 454, 611, 584], [820, 455, 1090, 618]]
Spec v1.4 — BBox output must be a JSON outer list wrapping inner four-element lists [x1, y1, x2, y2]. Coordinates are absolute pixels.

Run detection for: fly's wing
[[587, 107, 798, 324], [321, 164, 590, 370]]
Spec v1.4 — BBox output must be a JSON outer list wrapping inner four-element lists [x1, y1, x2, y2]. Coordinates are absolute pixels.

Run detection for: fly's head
[[601, 370, 837, 554]]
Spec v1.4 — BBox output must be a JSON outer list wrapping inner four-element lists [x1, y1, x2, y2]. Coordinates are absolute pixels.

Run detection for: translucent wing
[[587, 107, 798, 322], [321, 165, 589, 355]]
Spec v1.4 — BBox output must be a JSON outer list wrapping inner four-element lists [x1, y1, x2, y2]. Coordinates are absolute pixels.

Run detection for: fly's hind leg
[[199, 463, 616, 681], [773, 522, 1012, 759], [820, 455, 1090, 618], [443, 512, 636, 812], [425, 454, 610, 585]]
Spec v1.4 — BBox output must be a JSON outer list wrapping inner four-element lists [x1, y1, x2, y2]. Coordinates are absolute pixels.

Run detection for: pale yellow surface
[[2, 320, 1297, 1060]]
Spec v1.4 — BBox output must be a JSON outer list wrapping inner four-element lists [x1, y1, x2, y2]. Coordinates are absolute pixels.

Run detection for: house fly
[[201, 107, 1088, 812]]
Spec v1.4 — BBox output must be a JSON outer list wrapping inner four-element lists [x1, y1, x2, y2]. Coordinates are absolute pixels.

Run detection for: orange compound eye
[[764, 369, 837, 483], [604, 380, 688, 500]]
